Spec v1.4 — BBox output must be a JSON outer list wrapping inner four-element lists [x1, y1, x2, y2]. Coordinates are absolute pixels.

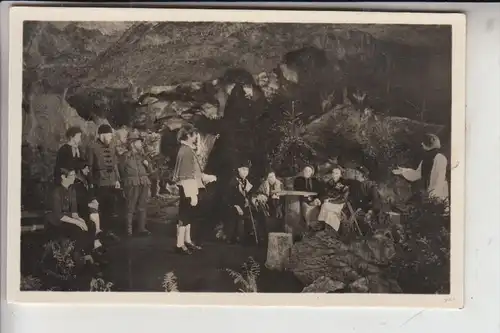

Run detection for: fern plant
[[162, 271, 179, 292], [41, 240, 77, 281], [225, 256, 261, 293], [20, 275, 42, 291], [90, 278, 114, 292]]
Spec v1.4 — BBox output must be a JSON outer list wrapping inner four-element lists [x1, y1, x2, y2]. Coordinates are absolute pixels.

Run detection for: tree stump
[[265, 232, 294, 271]]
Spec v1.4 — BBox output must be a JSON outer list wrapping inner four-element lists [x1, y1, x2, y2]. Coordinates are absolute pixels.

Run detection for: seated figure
[[293, 165, 324, 230], [253, 170, 285, 235], [47, 167, 102, 266], [318, 167, 349, 233]]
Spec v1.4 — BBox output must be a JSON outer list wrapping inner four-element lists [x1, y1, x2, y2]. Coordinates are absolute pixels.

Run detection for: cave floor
[[102, 231, 303, 293], [21, 196, 304, 293]]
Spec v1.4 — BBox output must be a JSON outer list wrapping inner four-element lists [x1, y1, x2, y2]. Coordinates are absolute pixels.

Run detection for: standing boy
[[118, 131, 153, 237], [172, 125, 217, 255], [87, 124, 121, 234]]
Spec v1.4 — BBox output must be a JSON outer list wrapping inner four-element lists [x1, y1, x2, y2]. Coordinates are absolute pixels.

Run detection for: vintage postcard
[[5, 7, 466, 307]]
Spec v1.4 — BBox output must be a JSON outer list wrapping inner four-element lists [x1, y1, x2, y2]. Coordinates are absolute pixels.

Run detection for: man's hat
[[97, 124, 113, 135], [236, 158, 252, 169], [127, 131, 143, 143]]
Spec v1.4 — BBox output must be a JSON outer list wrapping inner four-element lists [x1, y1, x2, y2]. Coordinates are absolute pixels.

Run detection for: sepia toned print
[[7, 7, 465, 307]]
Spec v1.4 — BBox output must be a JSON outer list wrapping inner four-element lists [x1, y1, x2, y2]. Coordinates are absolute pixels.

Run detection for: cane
[[247, 204, 259, 245]]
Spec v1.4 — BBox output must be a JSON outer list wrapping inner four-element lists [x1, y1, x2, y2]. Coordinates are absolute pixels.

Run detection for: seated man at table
[[343, 166, 383, 234], [293, 165, 324, 230], [318, 166, 350, 234], [252, 169, 285, 236]]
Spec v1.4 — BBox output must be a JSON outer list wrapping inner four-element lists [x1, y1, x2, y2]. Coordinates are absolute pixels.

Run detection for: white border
[[4, 7, 466, 308]]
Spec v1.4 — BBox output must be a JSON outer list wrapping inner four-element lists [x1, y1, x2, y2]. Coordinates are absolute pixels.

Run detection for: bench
[[21, 210, 49, 234]]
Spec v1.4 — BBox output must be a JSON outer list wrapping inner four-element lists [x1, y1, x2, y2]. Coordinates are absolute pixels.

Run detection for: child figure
[[224, 159, 255, 245]]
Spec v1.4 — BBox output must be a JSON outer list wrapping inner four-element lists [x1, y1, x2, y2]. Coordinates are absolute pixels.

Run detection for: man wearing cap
[[172, 124, 217, 255], [344, 166, 382, 231], [87, 124, 121, 233], [118, 131, 153, 237]]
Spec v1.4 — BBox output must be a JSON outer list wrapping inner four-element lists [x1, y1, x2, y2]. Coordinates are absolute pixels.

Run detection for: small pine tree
[[270, 101, 316, 176]]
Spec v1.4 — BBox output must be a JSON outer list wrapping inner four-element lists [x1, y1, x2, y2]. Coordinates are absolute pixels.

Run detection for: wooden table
[[276, 190, 318, 237]]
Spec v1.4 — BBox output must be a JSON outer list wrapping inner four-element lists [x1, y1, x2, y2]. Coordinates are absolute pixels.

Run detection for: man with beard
[[87, 124, 121, 236]]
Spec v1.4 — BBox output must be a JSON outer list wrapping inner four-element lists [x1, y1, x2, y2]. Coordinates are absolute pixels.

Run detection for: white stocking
[[184, 224, 192, 244], [90, 213, 102, 234], [176, 225, 186, 248]]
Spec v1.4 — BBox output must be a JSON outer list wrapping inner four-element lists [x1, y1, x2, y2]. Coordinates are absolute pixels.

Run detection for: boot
[[125, 213, 133, 237], [184, 224, 201, 251], [175, 225, 191, 255], [136, 210, 151, 236]]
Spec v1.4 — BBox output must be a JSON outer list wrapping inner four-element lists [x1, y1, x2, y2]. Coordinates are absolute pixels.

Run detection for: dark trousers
[[95, 186, 119, 230], [124, 184, 149, 233], [178, 186, 207, 243], [225, 206, 249, 242], [47, 220, 96, 255]]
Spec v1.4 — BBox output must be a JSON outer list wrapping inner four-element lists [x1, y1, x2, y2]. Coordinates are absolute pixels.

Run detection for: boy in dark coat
[[224, 159, 256, 244], [86, 124, 121, 233]]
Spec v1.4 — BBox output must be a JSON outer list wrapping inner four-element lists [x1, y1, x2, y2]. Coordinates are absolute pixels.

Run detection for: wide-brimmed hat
[[97, 124, 113, 135], [236, 158, 252, 169], [127, 132, 143, 143]]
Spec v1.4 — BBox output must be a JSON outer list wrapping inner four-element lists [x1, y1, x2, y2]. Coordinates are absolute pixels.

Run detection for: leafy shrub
[[389, 194, 450, 294]]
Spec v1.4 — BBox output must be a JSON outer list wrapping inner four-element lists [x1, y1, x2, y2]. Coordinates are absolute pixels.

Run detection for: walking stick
[[247, 204, 259, 245]]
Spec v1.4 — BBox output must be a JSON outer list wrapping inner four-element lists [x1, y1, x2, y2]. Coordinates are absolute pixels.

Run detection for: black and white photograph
[[7, 8, 465, 307]]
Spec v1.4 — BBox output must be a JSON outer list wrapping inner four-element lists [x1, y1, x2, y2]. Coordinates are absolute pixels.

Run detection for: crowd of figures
[[44, 112, 451, 277]]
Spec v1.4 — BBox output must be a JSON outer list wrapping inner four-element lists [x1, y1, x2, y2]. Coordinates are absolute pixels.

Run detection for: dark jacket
[[321, 178, 349, 204], [225, 176, 254, 209], [118, 150, 152, 187], [344, 179, 382, 214], [49, 184, 78, 226], [87, 140, 121, 187], [293, 176, 324, 204], [54, 144, 85, 183], [72, 174, 94, 219]]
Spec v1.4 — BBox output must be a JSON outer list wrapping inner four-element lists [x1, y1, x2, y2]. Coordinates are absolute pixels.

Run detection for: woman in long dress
[[293, 165, 324, 230], [392, 133, 449, 204], [318, 167, 349, 233]]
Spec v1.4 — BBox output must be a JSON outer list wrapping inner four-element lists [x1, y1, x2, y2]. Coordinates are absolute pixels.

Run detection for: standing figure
[[87, 124, 121, 235], [318, 167, 350, 234], [172, 125, 217, 255], [54, 126, 85, 184], [253, 170, 285, 237], [293, 165, 324, 230], [392, 133, 449, 203], [118, 132, 153, 237], [224, 160, 256, 245]]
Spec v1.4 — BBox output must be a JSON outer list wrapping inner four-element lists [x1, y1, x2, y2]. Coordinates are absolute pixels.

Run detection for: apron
[[318, 201, 344, 231]]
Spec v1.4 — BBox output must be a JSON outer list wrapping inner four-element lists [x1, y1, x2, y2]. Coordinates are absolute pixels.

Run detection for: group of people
[[48, 124, 155, 268], [46, 119, 450, 264]]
